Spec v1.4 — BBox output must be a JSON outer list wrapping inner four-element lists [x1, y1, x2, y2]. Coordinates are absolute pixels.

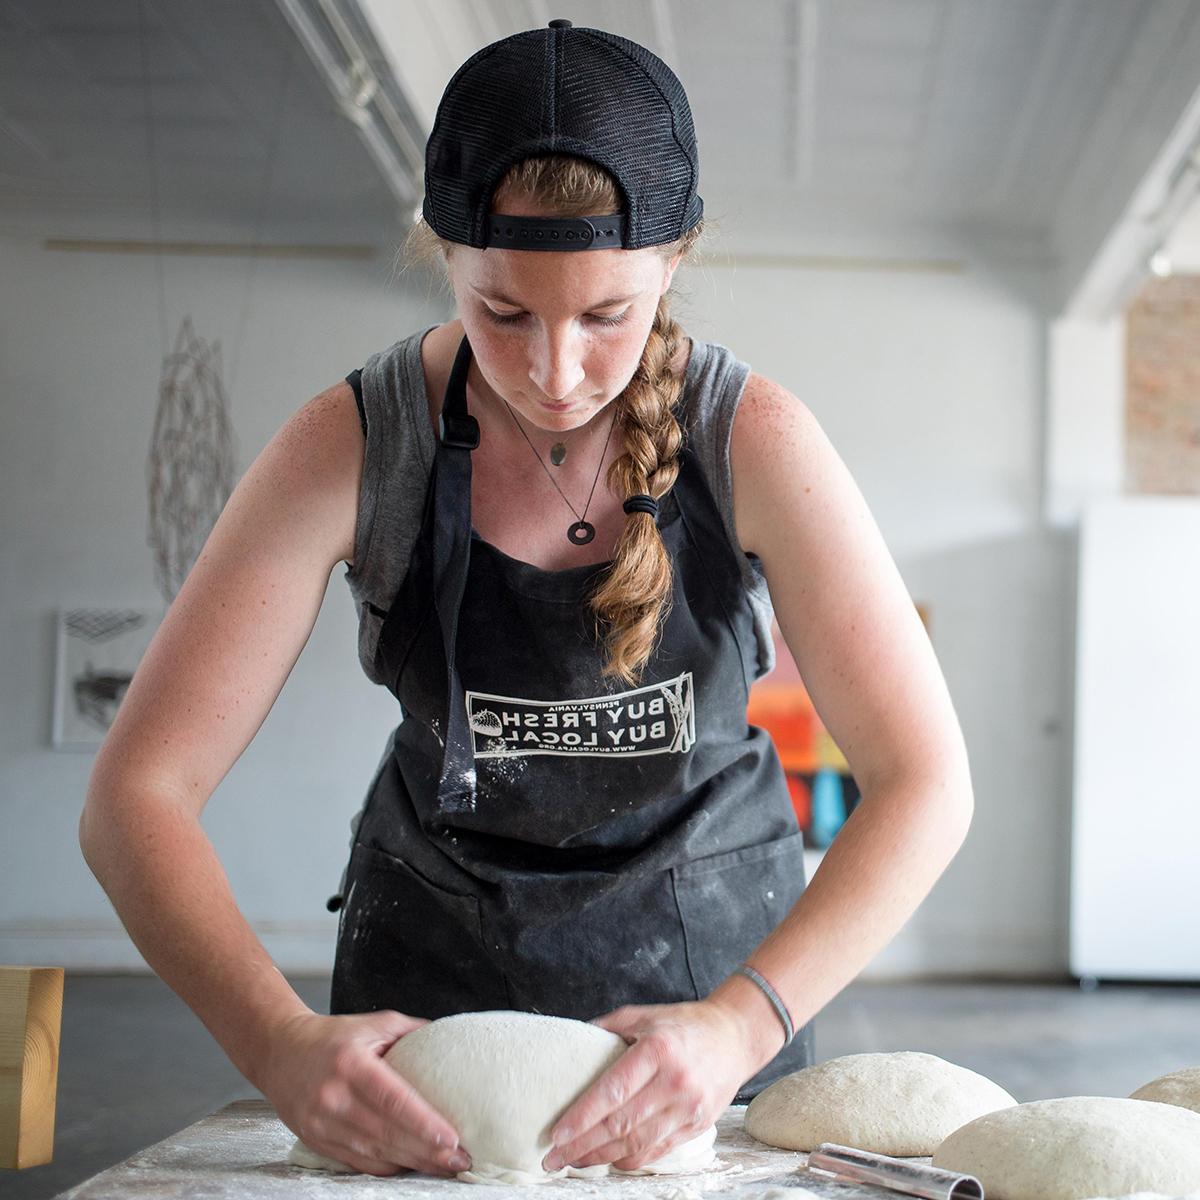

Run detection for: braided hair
[[401, 154, 708, 685]]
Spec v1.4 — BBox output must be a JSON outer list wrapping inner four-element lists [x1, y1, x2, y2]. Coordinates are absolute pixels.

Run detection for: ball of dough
[[1130, 1065, 1200, 1115], [932, 1096, 1200, 1200], [289, 1010, 717, 1182], [744, 1051, 1015, 1156]]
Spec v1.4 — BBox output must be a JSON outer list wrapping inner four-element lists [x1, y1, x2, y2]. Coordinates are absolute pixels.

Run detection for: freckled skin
[[443, 197, 681, 439], [414, 203, 689, 572]]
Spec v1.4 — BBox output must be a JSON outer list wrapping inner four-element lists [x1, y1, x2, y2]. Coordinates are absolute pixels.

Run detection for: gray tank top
[[343, 323, 777, 684]]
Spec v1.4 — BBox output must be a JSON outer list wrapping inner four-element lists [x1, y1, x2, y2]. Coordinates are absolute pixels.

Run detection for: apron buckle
[[439, 411, 480, 450]]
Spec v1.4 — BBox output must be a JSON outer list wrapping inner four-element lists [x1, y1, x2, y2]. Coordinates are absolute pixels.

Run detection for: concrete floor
[[6, 975, 1199, 1200]]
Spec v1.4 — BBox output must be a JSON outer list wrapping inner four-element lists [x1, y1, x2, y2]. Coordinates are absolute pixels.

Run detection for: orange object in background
[[747, 620, 859, 845], [748, 612, 927, 846], [746, 684, 818, 772], [785, 772, 812, 830]]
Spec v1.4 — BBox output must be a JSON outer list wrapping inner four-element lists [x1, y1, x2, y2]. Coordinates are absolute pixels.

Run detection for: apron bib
[[332, 335, 814, 1098]]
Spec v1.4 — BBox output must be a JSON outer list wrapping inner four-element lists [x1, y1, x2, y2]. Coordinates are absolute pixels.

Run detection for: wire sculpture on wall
[[48, 6, 302, 750], [135, 0, 297, 606], [146, 317, 237, 603]]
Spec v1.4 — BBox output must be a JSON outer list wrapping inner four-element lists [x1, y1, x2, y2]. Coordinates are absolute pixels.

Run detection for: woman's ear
[[660, 253, 683, 296]]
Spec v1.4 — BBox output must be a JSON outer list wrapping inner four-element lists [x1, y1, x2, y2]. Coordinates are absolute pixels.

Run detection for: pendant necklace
[[499, 398, 618, 545]]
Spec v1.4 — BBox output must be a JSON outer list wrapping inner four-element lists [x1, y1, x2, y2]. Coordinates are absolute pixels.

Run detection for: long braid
[[401, 153, 708, 683], [589, 299, 686, 684]]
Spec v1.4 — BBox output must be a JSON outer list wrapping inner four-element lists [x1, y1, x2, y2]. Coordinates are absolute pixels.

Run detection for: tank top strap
[[346, 368, 367, 437]]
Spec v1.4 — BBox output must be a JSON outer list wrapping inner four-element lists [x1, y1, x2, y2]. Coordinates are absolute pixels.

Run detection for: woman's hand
[[542, 998, 781, 1173], [257, 1009, 472, 1178]]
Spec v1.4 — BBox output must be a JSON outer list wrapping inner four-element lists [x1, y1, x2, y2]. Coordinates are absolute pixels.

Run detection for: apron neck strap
[[438, 334, 480, 450]]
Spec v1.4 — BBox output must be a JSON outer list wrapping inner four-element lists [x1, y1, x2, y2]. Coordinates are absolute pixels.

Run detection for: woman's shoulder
[[727, 363, 841, 562], [356, 324, 441, 471], [679, 333, 815, 456]]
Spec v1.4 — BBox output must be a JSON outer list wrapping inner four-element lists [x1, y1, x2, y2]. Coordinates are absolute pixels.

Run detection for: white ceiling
[[0, 0, 399, 239], [383, 0, 1144, 237], [3, 0, 1200, 293]]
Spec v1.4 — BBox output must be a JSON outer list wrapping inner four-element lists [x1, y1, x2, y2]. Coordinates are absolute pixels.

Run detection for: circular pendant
[[550, 442, 567, 466], [567, 520, 596, 545]]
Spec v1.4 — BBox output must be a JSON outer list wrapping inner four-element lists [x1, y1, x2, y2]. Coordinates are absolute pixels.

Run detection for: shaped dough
[[1130, 1065, 1200, 1115], [744, 1051, 1015, 1156], [288, 1010, 717, 1183], [932, 1096, 1200, 1200]]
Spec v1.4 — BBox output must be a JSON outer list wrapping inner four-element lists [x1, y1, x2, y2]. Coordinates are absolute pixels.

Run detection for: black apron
[[331, 335, 814, 1099]]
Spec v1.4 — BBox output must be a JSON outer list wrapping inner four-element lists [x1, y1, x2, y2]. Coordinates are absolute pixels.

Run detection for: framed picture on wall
[[52, 608, 159, 750]]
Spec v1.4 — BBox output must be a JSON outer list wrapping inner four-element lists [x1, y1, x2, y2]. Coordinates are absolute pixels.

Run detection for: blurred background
[[2, 1, 1199, 1194]]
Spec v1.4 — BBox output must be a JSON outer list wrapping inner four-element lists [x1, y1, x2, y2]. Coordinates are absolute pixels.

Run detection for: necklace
[[500, 399, 618, 545]]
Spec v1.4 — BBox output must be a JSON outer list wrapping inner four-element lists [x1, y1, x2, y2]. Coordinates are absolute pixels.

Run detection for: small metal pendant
[[567, 520, 595, 545], [550, 442, 567, 466]]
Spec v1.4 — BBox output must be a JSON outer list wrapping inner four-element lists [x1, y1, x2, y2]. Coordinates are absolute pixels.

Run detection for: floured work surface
[[53, 1099, 907, 1200]]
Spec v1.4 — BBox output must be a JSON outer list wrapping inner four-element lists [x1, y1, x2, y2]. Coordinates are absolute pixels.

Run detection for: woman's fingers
[[308, 1098, 469, 1177], [347, 1055, 468, 1168], [610, 1110, 708, 1171], [545, 1032, 673, 1167], [547, 1079, 689, 1170], [567, 1104, 684, 1171]]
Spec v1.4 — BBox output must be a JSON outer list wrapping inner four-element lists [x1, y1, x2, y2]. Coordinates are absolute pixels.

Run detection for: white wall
[[687, 224, 1068, 978], [0, 228, 439, 970], [0, 214, 1070, 979]]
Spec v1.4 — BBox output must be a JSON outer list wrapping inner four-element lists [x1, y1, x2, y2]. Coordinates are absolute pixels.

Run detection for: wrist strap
[[735, 964, 795, 1048]]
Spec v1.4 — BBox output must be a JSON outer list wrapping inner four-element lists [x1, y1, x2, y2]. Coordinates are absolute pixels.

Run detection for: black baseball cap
[[422, 18, 703, 253]]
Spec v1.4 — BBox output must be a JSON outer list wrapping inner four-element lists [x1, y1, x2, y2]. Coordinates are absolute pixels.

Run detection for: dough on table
[[1129, 1065, 1200, 1115], [744, 1051, 1015, 1156], [288, 1010, 717, 1183], [931, 1096, 1200, 1200]]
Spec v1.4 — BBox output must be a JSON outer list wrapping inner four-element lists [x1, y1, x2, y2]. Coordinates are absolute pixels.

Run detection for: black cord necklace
[[500, 398, 618, 545]]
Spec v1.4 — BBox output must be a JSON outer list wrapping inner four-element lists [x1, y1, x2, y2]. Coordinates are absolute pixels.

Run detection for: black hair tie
[[623, 493, 659, 518]]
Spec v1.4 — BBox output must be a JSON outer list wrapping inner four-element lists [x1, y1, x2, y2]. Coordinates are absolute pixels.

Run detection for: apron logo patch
[[465, 671, 696, 758]]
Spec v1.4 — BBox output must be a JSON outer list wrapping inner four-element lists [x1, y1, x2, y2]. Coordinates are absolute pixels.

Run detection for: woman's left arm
[[705, 368, 976, 1059], [543, 373, 974, 1173]]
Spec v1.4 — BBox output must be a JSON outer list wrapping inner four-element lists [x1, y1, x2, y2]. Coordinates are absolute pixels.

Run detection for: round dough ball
[[1130, 1065, 1200, 1115], [932, 1096, 1200, 1200], [744, 1051, 1015, 1156], [289, 1010, 717, 1182]]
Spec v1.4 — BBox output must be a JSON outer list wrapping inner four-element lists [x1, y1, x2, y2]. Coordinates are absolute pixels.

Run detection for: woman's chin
[[519, 397, 611, 431]]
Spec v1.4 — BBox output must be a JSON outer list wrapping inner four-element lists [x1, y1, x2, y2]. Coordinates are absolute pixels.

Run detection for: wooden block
[[0, 966, 65, 1170]]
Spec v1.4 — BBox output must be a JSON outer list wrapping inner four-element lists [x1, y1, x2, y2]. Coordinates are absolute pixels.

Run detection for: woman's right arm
[[79, 380, 468, 1178]]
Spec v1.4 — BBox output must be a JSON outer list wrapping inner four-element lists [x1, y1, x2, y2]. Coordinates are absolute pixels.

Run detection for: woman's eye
[[484, 310, 628, 328]]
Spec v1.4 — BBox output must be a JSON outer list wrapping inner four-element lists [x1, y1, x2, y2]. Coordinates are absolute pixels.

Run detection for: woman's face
[[446, 208, 680, 434]]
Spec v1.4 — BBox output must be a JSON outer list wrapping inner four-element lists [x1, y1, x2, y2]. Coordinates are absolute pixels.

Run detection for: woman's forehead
[[452, 244, 660, 303]]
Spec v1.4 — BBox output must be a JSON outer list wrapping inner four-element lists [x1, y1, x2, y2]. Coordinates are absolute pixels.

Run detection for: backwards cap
[[422, 18, 703, 252]]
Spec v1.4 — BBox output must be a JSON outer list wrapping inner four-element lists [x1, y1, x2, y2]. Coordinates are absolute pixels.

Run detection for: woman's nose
[[529, 332, 586, 400]]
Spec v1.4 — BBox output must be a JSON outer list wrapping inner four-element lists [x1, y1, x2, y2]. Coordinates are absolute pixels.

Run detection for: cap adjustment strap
[[484, 213, 627, 251]]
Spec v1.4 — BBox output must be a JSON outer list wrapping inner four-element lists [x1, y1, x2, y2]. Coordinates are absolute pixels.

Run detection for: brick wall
[[1126, 274, 1200, 493]]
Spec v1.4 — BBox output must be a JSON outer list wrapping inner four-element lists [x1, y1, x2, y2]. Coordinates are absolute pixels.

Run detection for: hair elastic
[[735, 964, 795, 1048], [623, 494, 659, 518]]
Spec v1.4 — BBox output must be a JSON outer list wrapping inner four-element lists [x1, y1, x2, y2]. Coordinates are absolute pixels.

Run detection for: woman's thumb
[[360, 1008, 429, 1051]]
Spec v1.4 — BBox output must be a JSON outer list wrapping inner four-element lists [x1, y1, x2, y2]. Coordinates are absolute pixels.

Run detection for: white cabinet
[[1071, 497, 1200, 980]]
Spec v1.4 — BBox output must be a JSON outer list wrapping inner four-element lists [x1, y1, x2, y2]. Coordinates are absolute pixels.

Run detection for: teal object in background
[[810, 767, 846, 848]]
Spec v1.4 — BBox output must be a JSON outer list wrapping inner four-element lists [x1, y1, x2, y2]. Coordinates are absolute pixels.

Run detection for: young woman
[[81, 19, 972, 1182]]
